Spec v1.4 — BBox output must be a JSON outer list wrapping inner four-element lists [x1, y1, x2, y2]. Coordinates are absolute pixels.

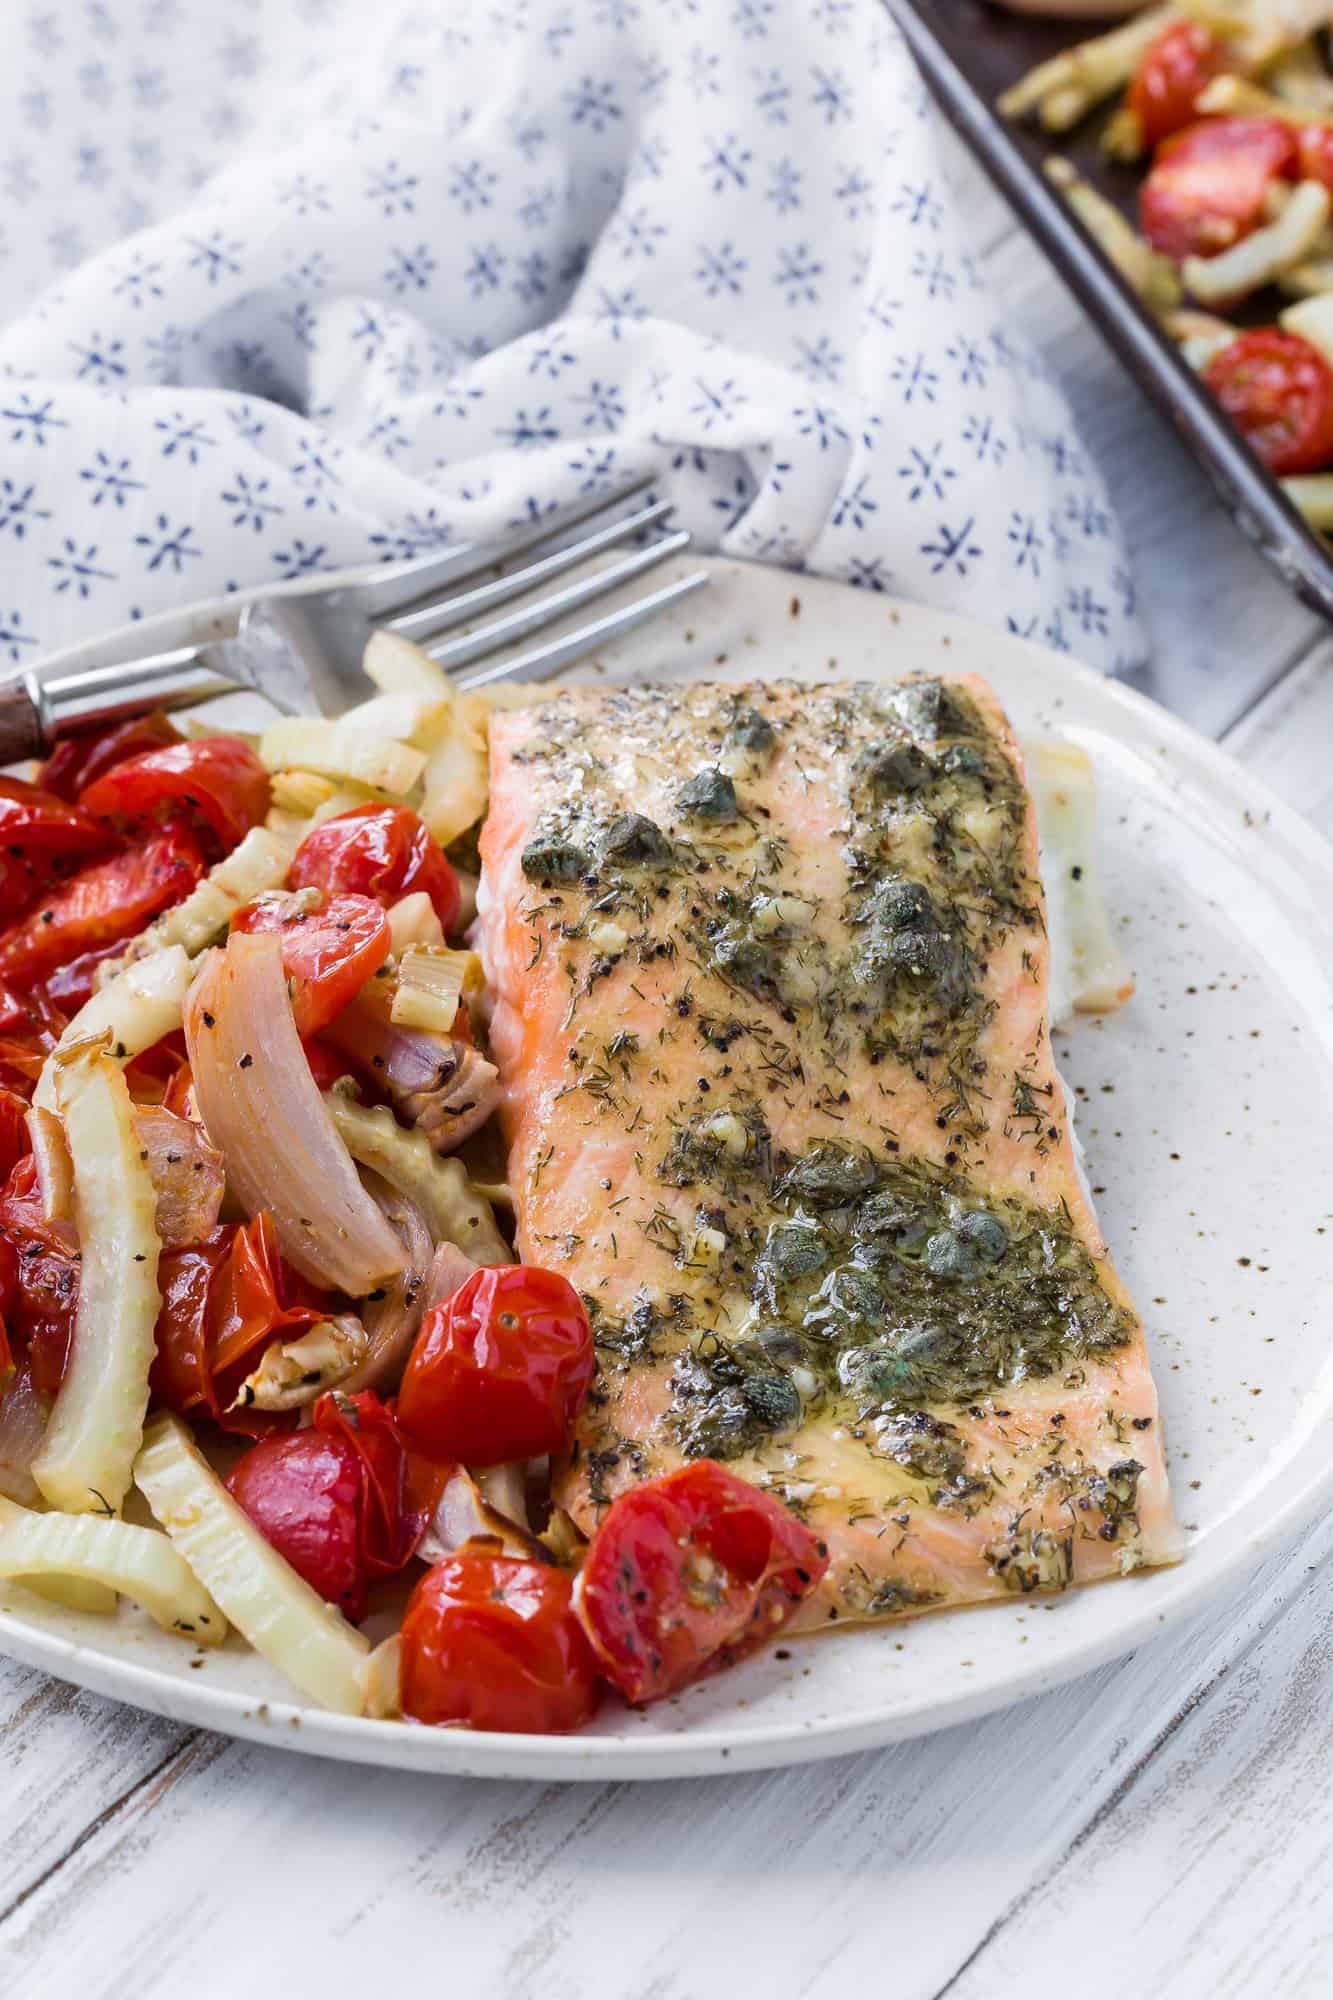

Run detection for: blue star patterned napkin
[[0, 0, 1143, 675]]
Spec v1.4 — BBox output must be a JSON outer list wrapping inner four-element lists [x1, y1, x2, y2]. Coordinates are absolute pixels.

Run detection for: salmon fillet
[[475, 677, 1181, 1631]]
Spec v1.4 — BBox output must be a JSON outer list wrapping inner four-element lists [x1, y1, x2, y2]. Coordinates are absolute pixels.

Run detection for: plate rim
[[6, 553, 1332, 1780]]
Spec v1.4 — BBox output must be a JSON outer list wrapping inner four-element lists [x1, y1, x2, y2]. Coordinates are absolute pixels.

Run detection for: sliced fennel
[[390, 945, 481, 1035], [259, 716, 426, 797], [134, 1413, 368, 1713], [0, 1497, 225, 1642], [326, 1090, 511, 1264], [32, 1043, 162, 1517], [363, 628, 454, 704], [102, 824, 301, 979], [34, 946, 193, 1113], [387, 892, 446, 956], [420, 694, 490, 846]]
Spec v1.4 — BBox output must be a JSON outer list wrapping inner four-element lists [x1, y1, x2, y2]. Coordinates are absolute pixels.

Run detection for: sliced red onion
[[322, 1000, 500, 1155], [341, 1173, 434, 1394], [185, 934, 402, 1295], [133, 1105, 225, 1249]]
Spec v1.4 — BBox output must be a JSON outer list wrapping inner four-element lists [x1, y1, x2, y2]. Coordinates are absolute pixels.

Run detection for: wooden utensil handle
[[0, 682, 42, 766]]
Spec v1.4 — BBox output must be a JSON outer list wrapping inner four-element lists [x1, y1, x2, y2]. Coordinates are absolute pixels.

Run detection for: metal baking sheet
[[889, 0, 1333, 621]]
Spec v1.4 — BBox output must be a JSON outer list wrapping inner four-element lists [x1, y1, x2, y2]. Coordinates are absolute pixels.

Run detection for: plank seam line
[[1217, 625, 1331, 745], [924, 1540, 1333, 2000], [0, 1727, 201, 1933]]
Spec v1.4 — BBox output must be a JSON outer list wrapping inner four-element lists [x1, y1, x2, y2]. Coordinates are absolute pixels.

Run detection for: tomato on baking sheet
[[1139, 117, 1297, 262], [1125, 21, 1225, 151], [0, 821, 204, 986], [289, 804, 461, 933], [397, 1265, 595, 1467], [399, 1553, 603, 1733], [574, 1459, 830, 1705], [229, 889, 392, 1036], [79, 734, 270, 854], [36, 712, 183, 803], [1204, 329, 1333, 475]]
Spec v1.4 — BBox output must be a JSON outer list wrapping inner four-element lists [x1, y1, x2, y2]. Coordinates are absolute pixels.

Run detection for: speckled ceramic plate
[[3, 554, 1331, 1779]]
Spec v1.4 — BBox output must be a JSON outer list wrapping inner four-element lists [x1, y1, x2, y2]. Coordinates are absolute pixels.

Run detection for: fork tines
[[359, 474, 707, 688]]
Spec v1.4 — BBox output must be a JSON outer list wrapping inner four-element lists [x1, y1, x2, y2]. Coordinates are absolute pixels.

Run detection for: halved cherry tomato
[[161, 1056, 198, 1121], [1204, 328, 1333, 474], [399, 1553, 603, 1734], [0, 821, 204, 986], [290, 804, 461, 934], [1126, 22, 1225, 151], [1140, 117, 1298, 262], [230, 890, 392, 1036], [0, 1156, 79, 1396], [398, 1266, 595, 1467], [226, 1390, 429, 1619], [80, 734, 270, 855], [574, 1460, 830, 1705], [0, 776, 117, 928], [37, 711, 182, 803], [0, 1312, 12, 1395]]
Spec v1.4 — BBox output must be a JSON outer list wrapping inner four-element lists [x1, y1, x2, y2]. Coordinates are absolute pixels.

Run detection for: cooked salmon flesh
[[475, 676, 1181, 1630]]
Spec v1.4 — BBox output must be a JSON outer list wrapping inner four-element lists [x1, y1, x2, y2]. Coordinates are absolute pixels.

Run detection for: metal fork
[[0, 478, 709, 762]]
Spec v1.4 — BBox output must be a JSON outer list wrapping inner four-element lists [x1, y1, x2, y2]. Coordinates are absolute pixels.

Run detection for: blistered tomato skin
[[80, 735, 271, 852], [397, 1266, 595, 1466], [574, 1460, 830, 1705], [290, 804, 461, 933], [227, 1430, 368, 1618], [399, 1554, 603, 1734]]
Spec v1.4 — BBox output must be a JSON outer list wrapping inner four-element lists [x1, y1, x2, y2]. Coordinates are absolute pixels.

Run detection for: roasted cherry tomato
[[35, 939, 132, 1017], [1126, 21, 1224, 151], [0, 821, 204, 986], [0, 1312, 12, 1395], [399, 1553, 603, 1734], [398, 1265, 595, 1466], [574, 1460, 830, 1704], [80, 734, 270, 854], [1204, 329, 1333, 475], [1140, 117, 1297, 263], [228, 1427, 367, 1614], [0, 1090, 29, 1187], [230, 889, 392, 1036], [151, 1213, 326, 1424], [289, 804, 461, 934], [36, 711, 182, 802], [227, 1390, 429, 1619], [0, 1156, 79, 1396], [301, 1035, 360, 1093], [0, 776, 116, 928]]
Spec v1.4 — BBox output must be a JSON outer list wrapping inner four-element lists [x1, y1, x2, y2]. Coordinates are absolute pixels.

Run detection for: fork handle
[[0, 683, 44, 766]]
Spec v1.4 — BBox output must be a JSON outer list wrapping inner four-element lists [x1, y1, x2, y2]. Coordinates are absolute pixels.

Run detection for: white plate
[[4, 555, 1332, 1780]]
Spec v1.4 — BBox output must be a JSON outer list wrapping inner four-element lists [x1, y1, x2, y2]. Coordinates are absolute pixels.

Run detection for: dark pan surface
[[890, 0, 1333, 620]]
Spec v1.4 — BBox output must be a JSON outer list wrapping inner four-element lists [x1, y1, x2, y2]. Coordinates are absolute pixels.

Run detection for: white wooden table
[[2, 136, 1331, 2000]]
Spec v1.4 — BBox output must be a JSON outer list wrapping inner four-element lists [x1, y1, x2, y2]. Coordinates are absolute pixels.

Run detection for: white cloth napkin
[[0, 0, 1142, 678]]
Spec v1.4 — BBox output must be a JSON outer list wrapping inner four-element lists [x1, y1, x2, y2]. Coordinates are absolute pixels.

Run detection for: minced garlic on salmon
[[475, 677, 1181, 1631]]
